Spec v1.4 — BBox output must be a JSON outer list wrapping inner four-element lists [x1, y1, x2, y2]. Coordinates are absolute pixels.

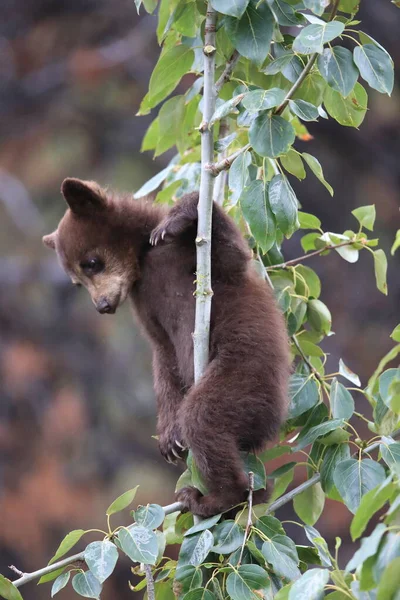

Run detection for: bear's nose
[[96, 298, 112, 314]]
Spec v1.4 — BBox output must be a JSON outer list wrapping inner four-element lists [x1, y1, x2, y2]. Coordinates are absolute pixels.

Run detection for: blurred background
[[0, 1, 398, 598]]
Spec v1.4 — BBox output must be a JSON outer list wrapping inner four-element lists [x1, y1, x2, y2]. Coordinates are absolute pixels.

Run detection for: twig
[[144, 564, 155, 600], [215, 50, 240, 94], [8, 566, 24, 577], [274, 0, 341, 115], [238, 472, 254, 565], [12, 552, 85, 588], [266, 241, 356, 270], [208, 144, 251, 176], [193, 3, 217, 381]]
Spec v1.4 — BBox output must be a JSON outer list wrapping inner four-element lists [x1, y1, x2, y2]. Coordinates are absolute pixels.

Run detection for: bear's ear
[[61, 178, 106, 216], [42, 231, 57, 250]]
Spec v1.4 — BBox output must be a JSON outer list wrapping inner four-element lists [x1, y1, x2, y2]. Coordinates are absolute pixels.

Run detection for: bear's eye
[[80, 258, 104, 276]]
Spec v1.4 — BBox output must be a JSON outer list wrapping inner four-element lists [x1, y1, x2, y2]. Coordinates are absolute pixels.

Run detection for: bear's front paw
[[150, 220, 172, 246], [158, 430, 187, 465]]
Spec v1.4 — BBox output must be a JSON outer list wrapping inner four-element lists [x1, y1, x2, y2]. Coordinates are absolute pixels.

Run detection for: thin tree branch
[[274, 0, 341, 115], [208, 144, 251, 176], [193, 3, 217, 381], [238, 472, 254, 565], [266, 241, 356, 270], [144, 564, 155, 600], [12, 552, 85, 588], [215, 50, 240, 95]]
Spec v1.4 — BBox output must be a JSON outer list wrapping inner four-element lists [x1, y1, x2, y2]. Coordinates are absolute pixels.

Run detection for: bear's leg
[[150, 193, 199, 245], [177, 414, 249, 517]]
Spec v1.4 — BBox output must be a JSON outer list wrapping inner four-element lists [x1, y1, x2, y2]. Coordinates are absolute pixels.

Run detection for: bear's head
[[43, 178, 139, 314]]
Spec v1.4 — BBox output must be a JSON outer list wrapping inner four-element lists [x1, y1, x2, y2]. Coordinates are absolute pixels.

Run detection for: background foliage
[[0, 0, 399, 599]]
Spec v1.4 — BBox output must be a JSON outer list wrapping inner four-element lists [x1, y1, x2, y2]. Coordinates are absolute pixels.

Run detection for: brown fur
[[43, 178, 290, 517]]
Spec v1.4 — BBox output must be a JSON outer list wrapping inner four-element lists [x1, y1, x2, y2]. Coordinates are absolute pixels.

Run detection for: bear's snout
[[96, 297, 116, 314]]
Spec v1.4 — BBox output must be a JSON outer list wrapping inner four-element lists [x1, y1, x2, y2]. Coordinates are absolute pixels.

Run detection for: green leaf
[[242, 88, 286, 112], [302, 153, 333, 196], [296, 265, 321, 298], [289, 99, 319, 122], [288, 568, 329, 600], [288, 375, 319, 419], [303, 0, 330, 16], [134, 504, 165, 530], [270, 468, 294, 502], [373, 249, 388, 295], [293, 22, 345, 55], [51, 572, 71, 597], [339, 0, 359, 12], [255, 515, 286, 537], [352, 205, 376, 231], [267, 0, 306, 26], [307, 299, 332, 335], [229, 150, 251, 205], [178, 530, 214, 567], [268, 174, 299, 237], [72, 571, 102, 599], [377, 557, 400, 600], [330, 379, 355, 420], [84, 541, 118, 583], [209, 94, 245, 126], [293, 482, 325, 526], [293, 72, 326, 105], [240, 180, 276, 253], [210, 0, 249, 18], [304, 525, 332, 567], [351, 478, 395, 540], [249, 114, 295, 158], [281, 151, 306, 180], [118, 525, 158, 565], [324, 82, 368, 127], [373, 532, 400, 582], [106, 486, 139, 516], [184, 514, 221, 537], [48, 530, 86, 565], [242, 453, 267, 490], [134, 166, 175, 199], [0, 576, 23, 600], [346, 523, 387, 572], [264, 52, 303, 83], [156, 95, 186, 156], [391, 325, 400, 343], [391, 230, 400, 255], [294, 419, 345, 452], [226, 565, 270, 600], [175, 565, 203, 596], [141, 117, 159, 152], [381, 441, 400, 467], [182, 589, 216, 600], [262, 535, 301, 580], [225, 0, 274, 65], [212, 521, 245, 554], [339, 359, 361, 387], [39, 567, 67, 585], [317, 47, 359, 97], [139, 45, 194, 113], [354, 44, 394, 95], [334, 459, 386, 514], [320, 443, 351, 494]]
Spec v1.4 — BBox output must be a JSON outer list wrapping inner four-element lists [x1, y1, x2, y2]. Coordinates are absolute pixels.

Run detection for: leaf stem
[[274, 0, 341, 115], [266, 240, 357, 270]]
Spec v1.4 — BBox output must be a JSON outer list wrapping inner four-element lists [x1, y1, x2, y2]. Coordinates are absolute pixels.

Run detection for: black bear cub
[[43, 178, 290, 517]]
